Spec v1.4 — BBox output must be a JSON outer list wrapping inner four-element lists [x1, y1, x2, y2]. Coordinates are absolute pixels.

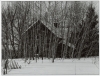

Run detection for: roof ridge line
[[21, 20, 39, 35]]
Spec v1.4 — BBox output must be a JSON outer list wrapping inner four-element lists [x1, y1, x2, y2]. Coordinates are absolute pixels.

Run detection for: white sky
[[1, 1, 99, 15]]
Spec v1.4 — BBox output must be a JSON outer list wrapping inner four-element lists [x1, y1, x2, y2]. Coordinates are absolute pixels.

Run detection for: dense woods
[[2, 1, 99, 64]]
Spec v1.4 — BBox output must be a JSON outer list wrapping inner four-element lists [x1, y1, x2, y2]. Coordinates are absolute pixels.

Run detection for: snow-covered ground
[[2, 57, 99, 75]]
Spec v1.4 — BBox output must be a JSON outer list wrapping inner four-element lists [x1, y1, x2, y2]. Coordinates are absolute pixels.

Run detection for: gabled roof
[[22, 20, 74, 48], [22, 20, 63, 38], [22, 20, 72, 38]]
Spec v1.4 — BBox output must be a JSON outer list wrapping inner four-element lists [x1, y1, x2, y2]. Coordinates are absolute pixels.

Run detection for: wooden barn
[[21, 20, 74, 59]]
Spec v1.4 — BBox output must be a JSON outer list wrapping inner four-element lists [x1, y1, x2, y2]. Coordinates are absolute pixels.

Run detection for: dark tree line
[[2, 1, 99, 63]]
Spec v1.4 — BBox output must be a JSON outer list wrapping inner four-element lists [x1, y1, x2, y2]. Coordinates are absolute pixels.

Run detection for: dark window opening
[[54, 23, 59, 28]]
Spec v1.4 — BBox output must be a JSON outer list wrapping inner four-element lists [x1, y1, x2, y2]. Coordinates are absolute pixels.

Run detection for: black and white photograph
[[1, 1, 99, 75]]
